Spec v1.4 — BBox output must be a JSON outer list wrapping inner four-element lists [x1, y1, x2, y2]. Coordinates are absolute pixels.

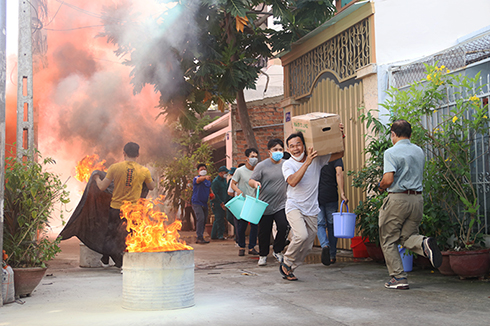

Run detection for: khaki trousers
[[379, 193, 426, 278], [284, 209, 317, 270]]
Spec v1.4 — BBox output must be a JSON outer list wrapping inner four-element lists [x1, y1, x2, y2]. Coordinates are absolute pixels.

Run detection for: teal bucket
[[398, 245, 413, 272], [333, 201, 356, 239], [224, 195, 246, 220], [240, 187, 269, 224]]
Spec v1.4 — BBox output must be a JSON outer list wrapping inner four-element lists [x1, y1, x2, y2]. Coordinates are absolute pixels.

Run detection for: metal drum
[[122, 250, 194, 310]]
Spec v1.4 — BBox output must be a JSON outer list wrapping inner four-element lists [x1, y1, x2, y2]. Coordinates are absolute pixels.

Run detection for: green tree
[[99, 0, 335, 148], [160, 116, 216, 215]]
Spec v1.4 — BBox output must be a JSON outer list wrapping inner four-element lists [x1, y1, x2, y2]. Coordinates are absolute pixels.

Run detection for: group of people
[[189, 125, 347, 281], [94, 118, 442, 288]]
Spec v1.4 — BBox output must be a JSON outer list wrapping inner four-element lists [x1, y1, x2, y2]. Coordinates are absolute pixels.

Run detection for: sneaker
[[384, 277, 409, 290], [272, 251, 283, 263], [321, 246, 331, 266], [258, 256, 267, 266], [248, 248, 259, 255], [196, 238, 210, 244], [423, 237, 442, 268], [239, 249, 245, 256]]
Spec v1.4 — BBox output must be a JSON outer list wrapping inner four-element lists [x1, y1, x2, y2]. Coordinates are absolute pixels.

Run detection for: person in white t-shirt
[[280, 128, 344, 281]]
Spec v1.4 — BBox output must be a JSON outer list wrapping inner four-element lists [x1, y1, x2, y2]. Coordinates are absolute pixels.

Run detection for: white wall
[[244, 63, 284, 102], [374, 0, 490, 65]]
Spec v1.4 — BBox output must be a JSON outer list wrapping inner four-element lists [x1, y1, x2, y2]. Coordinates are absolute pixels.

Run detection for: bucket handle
[[256, 186, 260, 200], [340, 200, 349, 214]]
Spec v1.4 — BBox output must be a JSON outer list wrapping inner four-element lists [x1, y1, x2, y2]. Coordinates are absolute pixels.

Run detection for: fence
[[399, 73, 490, 235]]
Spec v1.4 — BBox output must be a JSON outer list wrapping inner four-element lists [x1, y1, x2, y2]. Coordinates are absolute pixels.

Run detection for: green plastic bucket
[[240, 187, 269, 224], [224, 195, 245, 220]]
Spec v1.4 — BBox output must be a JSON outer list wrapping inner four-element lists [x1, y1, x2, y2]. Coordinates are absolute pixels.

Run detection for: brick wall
[[231, 95, 284, 167]]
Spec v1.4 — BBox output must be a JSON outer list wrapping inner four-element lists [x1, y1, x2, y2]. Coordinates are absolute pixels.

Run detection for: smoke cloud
[[5, 0, 199, 227]]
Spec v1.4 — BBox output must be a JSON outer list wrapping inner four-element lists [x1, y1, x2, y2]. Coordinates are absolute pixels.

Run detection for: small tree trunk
[[236, 89, 259, 157]]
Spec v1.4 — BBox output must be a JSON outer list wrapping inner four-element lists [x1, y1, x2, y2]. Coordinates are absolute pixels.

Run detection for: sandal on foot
[[283, 272, 298, 281], [279, 262, 298, 281]]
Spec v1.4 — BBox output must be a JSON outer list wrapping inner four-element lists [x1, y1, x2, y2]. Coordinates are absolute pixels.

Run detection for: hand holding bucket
[[332, 200, 356, 239], [240, 186, 269, 224]]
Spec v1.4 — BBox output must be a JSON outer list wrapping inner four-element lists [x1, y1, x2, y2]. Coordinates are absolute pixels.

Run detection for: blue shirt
[[383, 139, 424, 192], [191, 176, 211, 206]]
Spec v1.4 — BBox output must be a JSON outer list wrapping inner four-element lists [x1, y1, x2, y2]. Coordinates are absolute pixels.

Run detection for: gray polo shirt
[[383, 139, 424, 192], [250, 158, 287, 215]]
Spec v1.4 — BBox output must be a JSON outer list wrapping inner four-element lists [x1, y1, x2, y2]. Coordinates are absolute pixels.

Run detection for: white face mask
[[199, 170, 207, 176], [292, 151, 305, 162], [249, 157, 258, 166]]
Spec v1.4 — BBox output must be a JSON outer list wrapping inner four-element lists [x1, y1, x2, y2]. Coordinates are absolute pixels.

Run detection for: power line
[[44, 1, 64, 27], [44, 24, 105, 31], [53, 0, 104, 20]]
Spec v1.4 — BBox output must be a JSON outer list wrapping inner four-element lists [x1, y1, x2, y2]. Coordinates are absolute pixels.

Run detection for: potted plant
[[349, 109, 391, 262], [382, 63, 490, 278], [3, 150, 70, 297]]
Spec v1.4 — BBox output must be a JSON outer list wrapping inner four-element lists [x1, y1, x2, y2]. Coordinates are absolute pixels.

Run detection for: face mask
[[271, 151, 284, 162], [199, 170, 207, 176], [249, 157, 258, 166], [292, 151, 305, 162]]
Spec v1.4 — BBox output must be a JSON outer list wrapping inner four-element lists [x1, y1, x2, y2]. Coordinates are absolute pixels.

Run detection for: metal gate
[[294, 75, 366, 250]]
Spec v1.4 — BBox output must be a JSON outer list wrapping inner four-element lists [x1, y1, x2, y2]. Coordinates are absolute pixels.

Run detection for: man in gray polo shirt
[[379, 119, 442, 290]]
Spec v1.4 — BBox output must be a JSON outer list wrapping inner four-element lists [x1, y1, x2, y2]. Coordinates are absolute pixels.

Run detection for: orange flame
[[75, 154, 107, 182], [121, 196, 193, 252]]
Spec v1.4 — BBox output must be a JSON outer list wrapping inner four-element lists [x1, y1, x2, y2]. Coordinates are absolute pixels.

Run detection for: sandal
[[280, 262, 298, 281]]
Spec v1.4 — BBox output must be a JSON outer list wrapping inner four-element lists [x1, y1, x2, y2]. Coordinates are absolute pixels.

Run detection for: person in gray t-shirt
[[249, 139, 290, 266], [231, 148, 260, 256]]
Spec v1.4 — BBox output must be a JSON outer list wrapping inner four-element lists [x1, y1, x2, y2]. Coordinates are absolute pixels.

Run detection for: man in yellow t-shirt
[[94, 142, 155, 267]]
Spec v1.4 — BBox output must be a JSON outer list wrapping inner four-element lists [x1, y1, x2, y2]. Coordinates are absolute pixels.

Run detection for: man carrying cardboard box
[[280, 125, 344, 281]]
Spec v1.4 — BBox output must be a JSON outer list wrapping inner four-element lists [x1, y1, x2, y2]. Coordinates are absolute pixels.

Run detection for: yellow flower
[[441, 65, 445, 69], [470, 95, 479, 103], [484, 115, 488, 119], [427, 75, 432, 81], [434, 110, 438, 113], [452, 116, 458, 123], [446, 69, 450, 73]]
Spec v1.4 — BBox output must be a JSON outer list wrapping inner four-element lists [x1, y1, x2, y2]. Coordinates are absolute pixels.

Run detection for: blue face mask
[[271, 151, 284, 162]]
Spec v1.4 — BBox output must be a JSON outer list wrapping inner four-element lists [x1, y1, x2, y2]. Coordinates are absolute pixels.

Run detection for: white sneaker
[[272, 251, 284, 263], [258, 256, 267, 266]]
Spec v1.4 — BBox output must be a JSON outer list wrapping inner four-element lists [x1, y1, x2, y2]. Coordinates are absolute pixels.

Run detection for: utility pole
[[0, 0, 7, 308], [17, 0, 34, 159]]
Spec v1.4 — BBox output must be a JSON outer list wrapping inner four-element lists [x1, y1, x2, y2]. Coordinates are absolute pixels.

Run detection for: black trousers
[[258, 208, 289, 257], [101, 208, 125, 268]]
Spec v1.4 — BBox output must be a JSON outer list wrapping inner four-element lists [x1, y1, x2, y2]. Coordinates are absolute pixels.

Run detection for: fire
[[75, 155, 107, 182], [121, 196, 193, 252]]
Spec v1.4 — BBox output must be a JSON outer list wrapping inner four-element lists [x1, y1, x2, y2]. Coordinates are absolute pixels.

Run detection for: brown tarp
[[58, 170, 149, 256]]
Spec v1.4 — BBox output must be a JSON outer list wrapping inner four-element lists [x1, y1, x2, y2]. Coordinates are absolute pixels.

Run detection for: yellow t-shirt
[[105, 161, 152, 209]]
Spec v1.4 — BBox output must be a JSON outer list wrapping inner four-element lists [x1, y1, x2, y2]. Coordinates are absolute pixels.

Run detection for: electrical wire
[[44, 1, 64, 27], [44, 24, 105, 32]]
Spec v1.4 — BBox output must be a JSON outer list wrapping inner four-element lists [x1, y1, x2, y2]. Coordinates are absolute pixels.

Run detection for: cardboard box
[[291, 112, 344, 156]]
